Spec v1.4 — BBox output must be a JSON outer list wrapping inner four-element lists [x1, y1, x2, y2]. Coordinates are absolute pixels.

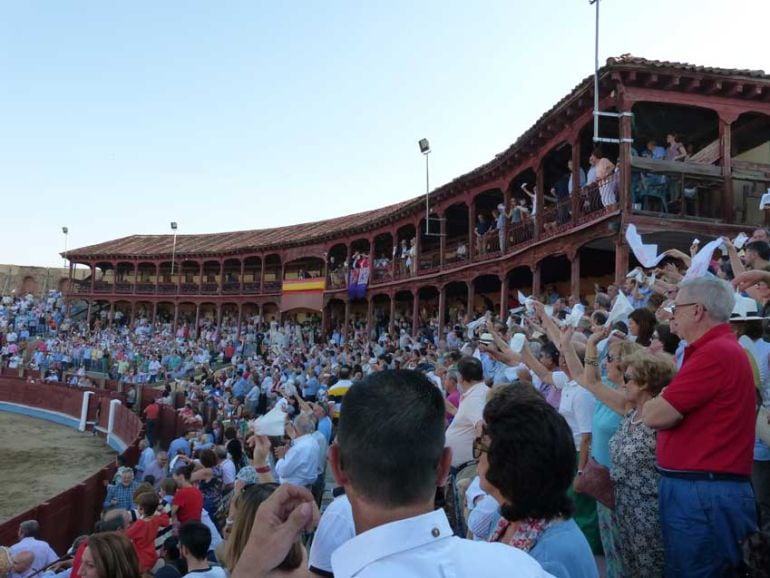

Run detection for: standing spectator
[[143, 399, 161, 448], [609, 351, 675, 577], [124, 492, 171, 573], [665, 133, 688, 161], [172, 465, 204, 525], [644, 277, 758, 576], [274, 414, 319, 488], [231, 369, 547, 578], [445, 357, 488, 469]]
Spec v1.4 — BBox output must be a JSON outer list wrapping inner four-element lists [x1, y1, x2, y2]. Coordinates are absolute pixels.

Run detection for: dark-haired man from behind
[[327, 370, 550, 578], [179, 521, 225, 578]]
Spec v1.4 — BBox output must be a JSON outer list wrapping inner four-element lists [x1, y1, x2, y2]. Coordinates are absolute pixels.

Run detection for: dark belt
[[656, 467, 750, 483]]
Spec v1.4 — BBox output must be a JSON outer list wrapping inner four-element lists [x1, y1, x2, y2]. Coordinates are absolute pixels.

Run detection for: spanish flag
[[282, 278, 326, 293]]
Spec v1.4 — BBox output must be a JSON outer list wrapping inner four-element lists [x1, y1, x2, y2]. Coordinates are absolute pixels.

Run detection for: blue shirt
[[590, 380, 622, 468], [530, 519, 599, 578], [233, 378, 251, 398], [317, 416, 333, 444], [168, 436, 191, 458]]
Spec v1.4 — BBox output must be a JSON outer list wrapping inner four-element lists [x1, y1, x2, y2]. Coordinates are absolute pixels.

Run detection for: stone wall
[[0, 264, 89, 297]]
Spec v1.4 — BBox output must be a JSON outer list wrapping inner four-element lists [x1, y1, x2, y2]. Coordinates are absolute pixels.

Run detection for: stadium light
[[62, 226, 69, 269], [170, 222, 178, 277]]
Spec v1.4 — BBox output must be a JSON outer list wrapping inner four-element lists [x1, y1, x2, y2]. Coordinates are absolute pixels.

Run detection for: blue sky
[[2, 0, 769, 266]]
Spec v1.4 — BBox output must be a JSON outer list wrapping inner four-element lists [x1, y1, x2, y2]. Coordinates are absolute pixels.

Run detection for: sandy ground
[[0, 412, 115, 523]]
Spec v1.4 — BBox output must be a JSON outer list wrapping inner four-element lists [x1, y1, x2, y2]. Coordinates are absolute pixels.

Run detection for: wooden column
[[132, 263, 138, 294], [535, 162, 545, 241], [411, 290, 420, 337], [614, 237, 629, 287], [571, 139, 582, 223], [239, 259, 246, 293], [499, 274, 509, 319], [198, 263, 204, 293], [218, 261, 224, 295], [719, 114, 735, 223], [439, 214, 447, 269], [502, 189, 511, 253], [437, 285, 446, 344], [619, 103, 633, 213], [90, 264, 96, 293], [414, 222, 421, 276], [389, 293, 396, 335], [570, 252, 581, 301], [468, 201, 476, 260], [154, 264, 160, 294], [532, 264, 542, 297], [343, 300, 351, 341], [466, 280, 475, 322], [176, 261, 182, 296], [259, 257, 265, 292], [366, 297, 374, 340]]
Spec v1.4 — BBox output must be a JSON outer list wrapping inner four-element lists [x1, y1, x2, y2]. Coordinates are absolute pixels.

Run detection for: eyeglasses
[[670, 302, 700, 316], [623, 373, 636, 384], [472, 437, 490, 459], [606, 353, 615, 363]]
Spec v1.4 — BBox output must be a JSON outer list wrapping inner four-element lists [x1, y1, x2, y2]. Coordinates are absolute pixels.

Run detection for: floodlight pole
[[591, 0, 600, 143], [170, 222, 178, 276], [424, 150, 431, 234]]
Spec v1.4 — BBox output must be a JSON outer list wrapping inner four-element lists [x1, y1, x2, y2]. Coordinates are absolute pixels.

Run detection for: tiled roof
[[69, 197, 419, 259], [68, 55, 769, 260]]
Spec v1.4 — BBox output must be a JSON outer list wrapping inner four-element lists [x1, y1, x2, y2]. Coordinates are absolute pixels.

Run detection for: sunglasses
[[606, 353, 615, 362], [472, 437, 490, 460]]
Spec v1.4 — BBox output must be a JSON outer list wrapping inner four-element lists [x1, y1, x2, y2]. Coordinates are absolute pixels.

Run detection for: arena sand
[[0, 412, 116, 523]]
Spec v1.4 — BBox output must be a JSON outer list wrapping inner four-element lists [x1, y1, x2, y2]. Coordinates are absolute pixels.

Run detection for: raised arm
[[574, 328, 627, 415]]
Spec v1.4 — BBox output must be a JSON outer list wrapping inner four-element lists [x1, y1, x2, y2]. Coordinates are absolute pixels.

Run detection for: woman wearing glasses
[[476, 385, 598, 578], [609, 350, 675, 577]]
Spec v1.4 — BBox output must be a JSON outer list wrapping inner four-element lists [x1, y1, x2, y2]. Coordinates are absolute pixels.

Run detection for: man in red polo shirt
[[644, 276, 757, 576]]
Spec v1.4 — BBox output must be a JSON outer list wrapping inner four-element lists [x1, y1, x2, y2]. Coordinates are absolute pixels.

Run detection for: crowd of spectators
[[3, 226, 770, 577]]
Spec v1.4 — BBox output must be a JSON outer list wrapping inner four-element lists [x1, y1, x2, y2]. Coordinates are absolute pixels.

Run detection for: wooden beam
[[663, 76, 681, 90], [726, 83, 744, 98], [684, 77, 701, 92], [705, 80, 723, 95], [643, 73, 659, 88]]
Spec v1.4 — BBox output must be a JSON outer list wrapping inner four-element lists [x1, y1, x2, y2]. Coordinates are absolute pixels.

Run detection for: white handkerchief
[[251, 405, 286, 437]]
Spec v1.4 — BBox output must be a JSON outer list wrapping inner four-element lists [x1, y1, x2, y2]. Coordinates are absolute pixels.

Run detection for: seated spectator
[[478, 385, 598, 578], [104, 468, 141, 511], [8, 520, 58, 578], [79, 532, 141, 578]]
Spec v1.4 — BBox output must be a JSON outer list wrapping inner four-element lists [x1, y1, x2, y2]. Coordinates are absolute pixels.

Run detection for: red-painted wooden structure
[[64, 56, 770, 338]]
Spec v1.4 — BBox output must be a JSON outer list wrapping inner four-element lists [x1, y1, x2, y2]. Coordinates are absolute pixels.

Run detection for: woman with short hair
[[477, 385, 598, 578]]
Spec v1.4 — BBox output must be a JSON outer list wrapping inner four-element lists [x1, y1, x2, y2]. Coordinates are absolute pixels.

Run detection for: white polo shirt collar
[[331, 509, 452, 578]]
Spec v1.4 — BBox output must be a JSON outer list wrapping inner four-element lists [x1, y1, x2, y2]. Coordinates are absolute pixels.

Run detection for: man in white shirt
[[275, 414, 320, 488], [445, 357, 489, 468], [229, 370, 552, 578], [9, 520, 58, 578], [308, 493, 355, 576]]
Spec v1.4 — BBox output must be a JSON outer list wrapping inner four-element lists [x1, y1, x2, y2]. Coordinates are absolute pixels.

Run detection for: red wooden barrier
[[0, 378, 144, 554]]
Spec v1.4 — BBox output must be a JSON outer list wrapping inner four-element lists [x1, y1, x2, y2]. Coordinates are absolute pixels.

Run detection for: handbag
[[574, 457, 615, 510], [757, 406, 770, 447]]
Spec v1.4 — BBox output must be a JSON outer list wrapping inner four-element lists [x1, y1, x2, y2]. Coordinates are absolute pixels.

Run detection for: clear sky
[[2, 0, 769, 267]]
